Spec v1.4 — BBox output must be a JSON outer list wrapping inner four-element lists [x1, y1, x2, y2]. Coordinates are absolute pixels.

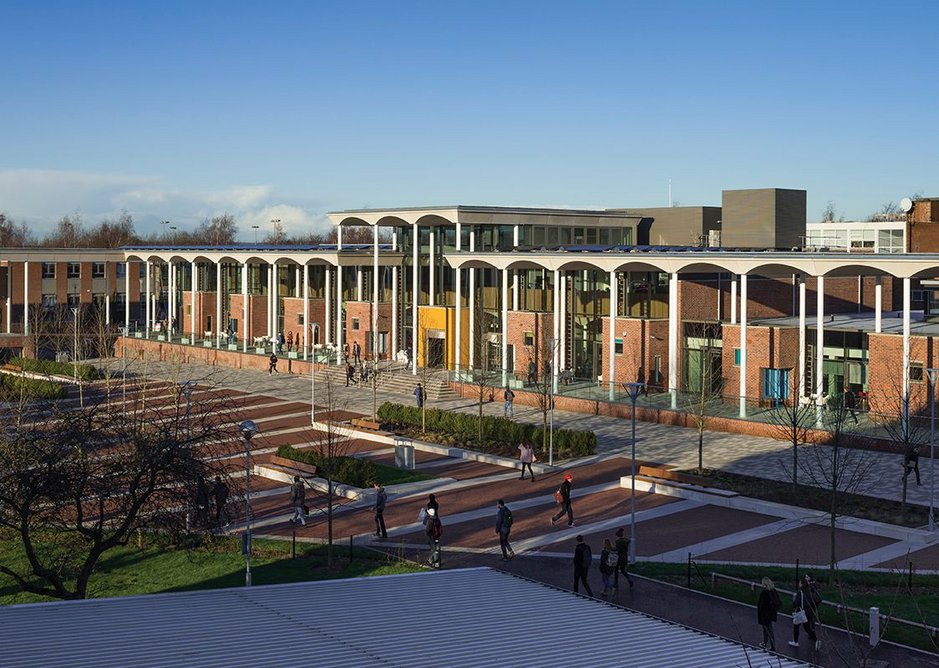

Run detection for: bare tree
[[196, 214, 238, 245], [767, 393, 816, 493], [0, 213, 33, 246], [820, 201, 838, 223], [0, 380, 236, 600], [797, 403, 877, 582], [875, 382, 928, 519], [682, 321, 724, 471], [526, 332, 558, 457], [263, 219, 288, 245]]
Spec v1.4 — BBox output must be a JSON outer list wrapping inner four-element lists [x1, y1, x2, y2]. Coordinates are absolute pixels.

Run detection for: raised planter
[[270, 454, 318, 477], [638, 465, 713, 488]]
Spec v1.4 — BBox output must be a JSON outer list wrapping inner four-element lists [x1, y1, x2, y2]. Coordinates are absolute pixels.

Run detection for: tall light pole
[[928, 369, 939, 532], [251, 225, 260, 243], [239, 420, 259, 586], [549, 337, 557, 466], [161, 220, 170, 239], [118, 326, 127, 414], [71, 306, 83, 407], [623, 381, 645, 565], [179, 380, 194, 439], [310, 322, 320, 425]]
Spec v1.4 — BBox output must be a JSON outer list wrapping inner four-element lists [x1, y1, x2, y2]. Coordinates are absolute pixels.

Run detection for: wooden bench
[[270, 454, 317, 477], [638, 465, 712, 488], [350, 417, 382, 431]]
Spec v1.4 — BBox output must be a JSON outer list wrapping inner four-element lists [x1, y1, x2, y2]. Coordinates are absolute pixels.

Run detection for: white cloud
[[0, 169, 330, 239]]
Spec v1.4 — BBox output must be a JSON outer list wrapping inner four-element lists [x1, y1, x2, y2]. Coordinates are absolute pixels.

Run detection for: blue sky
[[1, 1, 937, 237]]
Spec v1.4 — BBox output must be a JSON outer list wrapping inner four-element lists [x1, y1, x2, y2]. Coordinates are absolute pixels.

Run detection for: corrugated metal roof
[[0, 568, 808, 668]]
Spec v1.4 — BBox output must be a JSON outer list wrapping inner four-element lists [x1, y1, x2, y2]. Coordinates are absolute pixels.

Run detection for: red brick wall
[[344, 301, 393, 360], [281, 297, 328, 347], [600, 316, 668, 388], [180, 291, 220, 335], [228, 294, 268, 341], [505, 310, 553, 376], [867, 332, 938, 415]]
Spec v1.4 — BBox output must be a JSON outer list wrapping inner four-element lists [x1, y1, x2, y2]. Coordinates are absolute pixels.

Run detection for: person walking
[[194, 476, 210, 527], [551, 472, 574, 527], [426, 493, 439, 517], [843, 386, 859, 424], [212, 475, 230, 528], [423, 507, 442, 568], [277, 331, 285, 353], [527, 359, 536, 386], [346, 362, 356, 386], [518, 441, 536, 481], [373, 481, 388, 540], [757, 576, 781, 651], [352, 341, 361, 365], [286, 330, 294, 352], [414, 383, 424, 409], [268, 352, 279, 375], [789, 575, 820, 651], [599, 538, 616, 597], [288, 475, 306, 526], [572, 535, 593, 596], [503, 386, 515, 417], [495, 499, 515, 561], [613, 527, 634, 590], [903, 444, 922, 485]]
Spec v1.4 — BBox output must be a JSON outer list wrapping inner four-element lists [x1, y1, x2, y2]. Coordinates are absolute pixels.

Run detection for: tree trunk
[[792, 433, 799, 494], [697, 429, 704, 471]]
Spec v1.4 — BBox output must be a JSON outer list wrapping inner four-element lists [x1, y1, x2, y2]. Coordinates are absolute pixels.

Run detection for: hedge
[[0, 374, 66, 400], [276, 445, 378, 489], [10, 357, 101, 381], [376, 402, 596, 458]]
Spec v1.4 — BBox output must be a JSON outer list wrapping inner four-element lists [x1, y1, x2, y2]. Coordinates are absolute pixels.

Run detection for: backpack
[[554, 489, 563, 504], [502, 507, 513, 529], [606, 551, 619, 569]]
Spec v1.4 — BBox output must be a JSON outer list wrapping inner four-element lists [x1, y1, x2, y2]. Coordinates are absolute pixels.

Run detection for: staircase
[[313, 363, 457, 402]]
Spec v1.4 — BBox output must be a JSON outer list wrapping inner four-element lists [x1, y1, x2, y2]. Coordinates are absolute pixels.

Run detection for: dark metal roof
[[121, 244, 393, 252]]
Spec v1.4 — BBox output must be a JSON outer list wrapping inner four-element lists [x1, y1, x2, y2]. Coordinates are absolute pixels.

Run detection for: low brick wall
[[118, 337, 322, 376]]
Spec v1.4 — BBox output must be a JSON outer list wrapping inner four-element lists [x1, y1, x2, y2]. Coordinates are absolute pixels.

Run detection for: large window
[[878, 229, 904, 253], [42, 263, 55, 278], [67, 262, 80, 278], [92, 262, 105, 278]]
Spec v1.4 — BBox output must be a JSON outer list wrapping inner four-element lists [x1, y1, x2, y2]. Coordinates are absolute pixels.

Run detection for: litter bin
[[394, 436, 415, 470]]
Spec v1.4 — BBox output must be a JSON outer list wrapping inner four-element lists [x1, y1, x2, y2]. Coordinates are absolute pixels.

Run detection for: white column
[[412, 223, 419, 375], [242, 262, 249, 353], [336, 265, 344, 364], [325, 267, 332, 344], [270, 263, 277, 337], [356, 266, 363, 302], [145, 261, 151, 336], [294, 265, 300, 299], [512, 225, 519, 310], [875, 275, 883, 333], [391, 265, 398, 360], [469, 228, 476, 369], [739, 274, 748, 417], [609, 271, 617, 400], [215, 261, 222, 347], [7, 260, 13, 333], [559, 272, 567, 370], [730, 275, 737, 325], [553, 268, 561, 392], [429, 226, 435, 307], [104, 263, 111, 325], [815, 276, 825, 409], [169, 262, 175, 335], [337, 224, 343, 249], [303, 263, 309, 361], [798, 276, 806, 400], [501, 268, 509, 386], [124, 261, 130, 335], [190, 261, 197, 339], [668, 272, 679, 408], [22, 261, 29, 336], [455, 223, 462, 374], [903, 276, 911, 410], [373, 224, 379, 359]]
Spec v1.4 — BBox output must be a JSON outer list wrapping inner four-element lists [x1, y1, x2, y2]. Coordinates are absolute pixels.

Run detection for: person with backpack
[[503, 386, 515, 417], [495, 499, 515, 561], [288, 475, 306, 526], [551, 472, 574, 527], [414, 383, 424, 408], [423, 507, 442, 568], [572, 535, 593, 596], [613, 527, 634, 590], [789, 575, 820, 651], [599, 538, 617, 597], [268, 352, 279, 375], [757, 576, 781, 651], [373, 481, 387, 540]]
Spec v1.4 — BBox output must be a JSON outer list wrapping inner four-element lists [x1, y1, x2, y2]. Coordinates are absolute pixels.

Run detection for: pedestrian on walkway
[[572, 535, 593, 596], [757, 576, 781, 652], [613, 527, 634, 590], [789, 575, 820, 651], [194, 476, 210, 527], [518, 441, 536, 481], [353, 341, 362, 365], [495, 499, 515, 561], [599, 538, 616, 596], [268, 353, 279, 375], [903, 444, 922, 485], [551, 472, 574, 527], [288, 475, 306, 526], [503, 386, 515, 417], [414, 383, 424, 408], [373, 481, 387, 539], [286, 330, 294, 352], [843, 386, 859, 424], [426, 493, 439, 516], [277, 331, 285, 353], [424, 507, 442, 568], [212, 475, 230, 528], [527, 359, 536, 386]]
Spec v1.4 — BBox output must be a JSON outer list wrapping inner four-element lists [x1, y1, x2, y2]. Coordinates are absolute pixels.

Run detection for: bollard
[[869, 607, 880, 647]]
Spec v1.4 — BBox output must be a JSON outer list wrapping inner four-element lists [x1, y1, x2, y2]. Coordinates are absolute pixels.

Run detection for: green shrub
[[10, 357, 100, 381], [0, 374, 66, 400], [377, 401, 597, 457], [276, 445, 377, 488]]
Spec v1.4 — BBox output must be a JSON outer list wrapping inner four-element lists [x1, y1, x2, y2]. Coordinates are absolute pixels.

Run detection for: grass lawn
[[372, 461, 433, 486], [0, 534, 420, 606], [632, 562, 939, 654], [680, 468, 929, 528]]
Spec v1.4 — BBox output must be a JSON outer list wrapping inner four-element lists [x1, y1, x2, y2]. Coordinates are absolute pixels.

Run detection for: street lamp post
[[161, 220, 170, 239], [928, 369, 939, 532], [549, 337, 557, 466], [310, 323, 320, 425], [622, 381, 645, 565], [251, 225, 260, 243], [118, 326, 127, 414], [179, 380, 195, 439], [239, 420, 259, 586], [71, 307, 83, 407]]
